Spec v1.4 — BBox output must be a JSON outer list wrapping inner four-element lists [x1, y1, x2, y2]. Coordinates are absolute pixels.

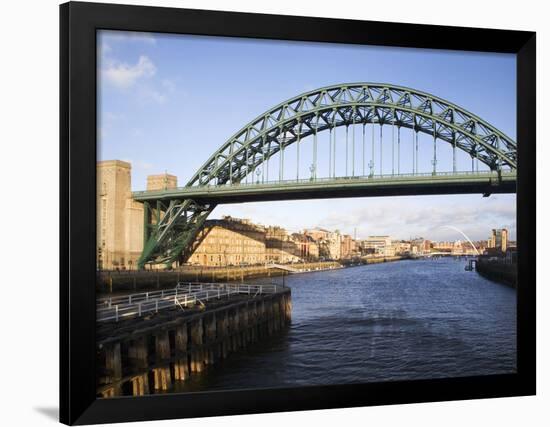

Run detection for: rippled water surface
[[174, 258, 516, 392]]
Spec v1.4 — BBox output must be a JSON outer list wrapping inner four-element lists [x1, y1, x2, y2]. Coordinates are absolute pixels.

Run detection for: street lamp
[[309, 163, 316, 181]]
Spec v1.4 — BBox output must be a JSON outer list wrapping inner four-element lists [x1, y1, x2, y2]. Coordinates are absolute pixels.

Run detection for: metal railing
[[96, 282, 280, 323], [132, 169, 515, 196]]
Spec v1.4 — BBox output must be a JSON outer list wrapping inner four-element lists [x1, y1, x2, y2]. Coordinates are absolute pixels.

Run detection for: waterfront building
[[487, 228, 509, 252], [303, 228, 329, 242], [324, 230, 343, 259], [265, 226, 301, 263], [410, 237, 429, 255], [189, 216, 267, 267], [433, 241, 456, 252], [393, 240, 411, 255], [303, 228, 342, 260], [423, 239, 432, 252], [96, 161, 179, 270], [97, 161, 177, 270], [452, 240, 465, 254], [291, 233, 320, 261], [340, 234, 355, 259], [362, 236, 394, 256]]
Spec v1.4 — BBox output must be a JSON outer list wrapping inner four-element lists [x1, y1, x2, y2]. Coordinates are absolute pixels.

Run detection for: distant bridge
[[134, 83, 517, 269], [414, 252, 477, 258]]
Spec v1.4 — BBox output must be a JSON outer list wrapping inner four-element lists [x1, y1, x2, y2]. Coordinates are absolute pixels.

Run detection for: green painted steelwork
[[133, 170, 516, 203], [136, 83, 517, 269]]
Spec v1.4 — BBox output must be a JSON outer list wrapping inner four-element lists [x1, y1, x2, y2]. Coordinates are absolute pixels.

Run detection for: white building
[[362, 236, 394, 256]]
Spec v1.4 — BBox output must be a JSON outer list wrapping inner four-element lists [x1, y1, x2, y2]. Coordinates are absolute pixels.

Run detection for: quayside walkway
[[96, 282, 292, 397], [97, 282, 281, 323]]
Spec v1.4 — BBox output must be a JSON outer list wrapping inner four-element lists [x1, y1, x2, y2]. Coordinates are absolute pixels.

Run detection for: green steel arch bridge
[[134, 83, 517, 269]]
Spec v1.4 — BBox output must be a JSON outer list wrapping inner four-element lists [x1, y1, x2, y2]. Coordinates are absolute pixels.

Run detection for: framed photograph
[[60, 1, 536, 424]]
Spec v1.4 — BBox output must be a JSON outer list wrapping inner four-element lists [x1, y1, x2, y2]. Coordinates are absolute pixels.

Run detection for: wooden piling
[[97, 288, 292, 397], [152, 331, 172, 390], [284, 293, 292, 324], [273, 299, 281, 332], [174, 324, 189, 381], [204, 314, 217, 365], [104, 342, 122, 397], [128, 337, 150, 395], [217, 310, 229, 359], [266, 298, 274, 336], [190, 319, 204, 373]]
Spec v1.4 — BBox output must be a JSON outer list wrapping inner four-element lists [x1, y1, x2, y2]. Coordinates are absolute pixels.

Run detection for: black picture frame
[[60, 1, 536, 424]]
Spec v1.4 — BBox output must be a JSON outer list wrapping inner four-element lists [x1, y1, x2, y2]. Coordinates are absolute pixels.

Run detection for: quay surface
[[96, 282, 291, 397]]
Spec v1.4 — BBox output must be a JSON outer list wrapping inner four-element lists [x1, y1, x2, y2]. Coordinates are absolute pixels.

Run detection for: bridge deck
[[133, 170, 516, 204]]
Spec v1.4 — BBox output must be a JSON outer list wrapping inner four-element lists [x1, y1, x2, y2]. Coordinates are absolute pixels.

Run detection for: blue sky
[[97, 30, 517, 241]]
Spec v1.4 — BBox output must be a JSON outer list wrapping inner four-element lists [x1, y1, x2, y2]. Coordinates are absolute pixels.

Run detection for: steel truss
[[138, 199, 215, 268], [138, 83, 517, 269]]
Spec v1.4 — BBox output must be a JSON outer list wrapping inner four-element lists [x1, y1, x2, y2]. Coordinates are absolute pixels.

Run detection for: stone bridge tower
[[97, 160, 177, 270]]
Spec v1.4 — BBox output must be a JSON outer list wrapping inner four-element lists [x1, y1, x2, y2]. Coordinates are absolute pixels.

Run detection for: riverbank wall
[[97, 261, 340, 294], [97, 288, 291, 397], [98, 256, 407, 294], [476, 259, 517, 288], [364, 255, 404, 265]]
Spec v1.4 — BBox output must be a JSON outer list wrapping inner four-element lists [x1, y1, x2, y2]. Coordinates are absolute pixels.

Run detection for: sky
[[97, 30, 517, 242]]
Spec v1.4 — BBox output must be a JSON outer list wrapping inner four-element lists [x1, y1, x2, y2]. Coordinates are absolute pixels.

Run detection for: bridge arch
[[189, 83, 516, 187], [137, 83, 516, 269]]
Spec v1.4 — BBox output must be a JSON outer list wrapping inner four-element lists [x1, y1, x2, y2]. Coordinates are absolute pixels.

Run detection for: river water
[[174, 258, 516, 393]]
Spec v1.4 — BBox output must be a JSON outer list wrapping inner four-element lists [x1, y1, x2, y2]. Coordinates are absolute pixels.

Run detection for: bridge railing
[[132, 169, 514, 196], [96, 282, 280, 323]]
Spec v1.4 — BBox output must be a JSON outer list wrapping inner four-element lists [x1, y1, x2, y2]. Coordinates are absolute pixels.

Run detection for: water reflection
[[170, 258, 516, 393]]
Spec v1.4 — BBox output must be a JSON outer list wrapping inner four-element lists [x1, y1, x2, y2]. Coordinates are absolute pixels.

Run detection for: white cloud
[[215, 195, 517, 242], [101, 55, 176, 105], [314, 197, 516, 241], [102, 55, 156, 89]]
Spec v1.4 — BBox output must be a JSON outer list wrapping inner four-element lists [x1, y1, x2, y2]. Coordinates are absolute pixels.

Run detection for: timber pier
[[96, 282, 291, 397]]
